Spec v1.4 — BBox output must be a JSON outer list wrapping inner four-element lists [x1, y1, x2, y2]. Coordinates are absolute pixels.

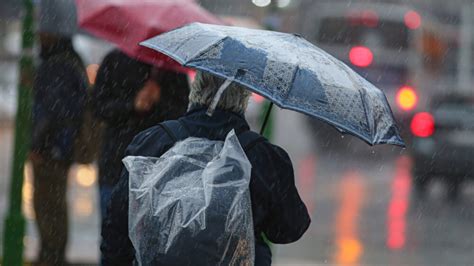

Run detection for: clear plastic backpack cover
[[123, 130, 255, 266]]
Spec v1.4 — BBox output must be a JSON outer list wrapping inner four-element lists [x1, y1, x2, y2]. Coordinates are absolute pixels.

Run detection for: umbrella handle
[[206, 78, 233, 116], [260, 102, 274, 135]]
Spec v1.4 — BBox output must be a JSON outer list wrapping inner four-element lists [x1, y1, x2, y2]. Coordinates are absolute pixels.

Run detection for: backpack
[[123, 120, 264, 266]]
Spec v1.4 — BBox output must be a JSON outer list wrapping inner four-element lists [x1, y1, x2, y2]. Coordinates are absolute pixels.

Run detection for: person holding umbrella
[[101, 70, 312, 265], [100, 23, 404, 265], [91, 49, 190, 219]]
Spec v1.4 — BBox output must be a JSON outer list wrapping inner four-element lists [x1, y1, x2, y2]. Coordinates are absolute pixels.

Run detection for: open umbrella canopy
[[75, 0, 223, 70], [141, 23, 404, 146]]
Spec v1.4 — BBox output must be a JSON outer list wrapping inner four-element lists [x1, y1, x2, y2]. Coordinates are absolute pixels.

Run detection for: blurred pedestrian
[[100, 70, 311, 265], [29, 32, 87, 266], [91, 49, 189, 219]]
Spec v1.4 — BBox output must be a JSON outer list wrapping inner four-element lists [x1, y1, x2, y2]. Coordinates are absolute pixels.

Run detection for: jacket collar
[[182, 104, 250, 136], [186, 103, 246, 119]]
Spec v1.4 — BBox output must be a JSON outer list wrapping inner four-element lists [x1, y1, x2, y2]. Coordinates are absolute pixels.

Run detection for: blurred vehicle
[[302, 2, 458, 145], [411, 94, 474, 199]]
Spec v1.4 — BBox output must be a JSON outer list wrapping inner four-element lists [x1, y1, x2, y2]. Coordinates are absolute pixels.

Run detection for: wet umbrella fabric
[[140, 23, 404, 146], [75, 0, 222, 71]]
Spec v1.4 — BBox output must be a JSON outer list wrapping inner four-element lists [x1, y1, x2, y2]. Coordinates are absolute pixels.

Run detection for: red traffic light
[[410, 112, 435, 138], [404, 10, 421, 30], [349, 46, 373, 68]]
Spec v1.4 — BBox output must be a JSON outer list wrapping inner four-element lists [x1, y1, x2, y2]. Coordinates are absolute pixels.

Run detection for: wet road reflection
[[18, 158, 100, 261], [296, 155, 317, 217], [334, 171, 365, 265], [1, 109, 473, 264], [386, 156, 411, 251], [273, 110, 474, 266]]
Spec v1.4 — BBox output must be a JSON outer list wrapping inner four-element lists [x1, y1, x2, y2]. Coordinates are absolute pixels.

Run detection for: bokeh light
[[277, 0, 291, 8], [404, 10, 421, 29], [362, 10, 379, 27], [396, 86, 418, 111], [252, 93, 265, 104], [74, 195, 94, 217], [75, 164, 97, 187], [252, 0, 271, 7], [22, 162, 35, 220], [349, 46, 373, 67], [411, 112, 435, 138]]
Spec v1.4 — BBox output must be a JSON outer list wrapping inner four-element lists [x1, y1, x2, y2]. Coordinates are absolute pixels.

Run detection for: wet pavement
[[0, 121, 101, 263], [272, 109, 474, 265], [1, 108, 473, 265]]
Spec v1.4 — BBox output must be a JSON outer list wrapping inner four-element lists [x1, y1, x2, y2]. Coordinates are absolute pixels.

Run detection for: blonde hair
[[189, 71, 251, 113]]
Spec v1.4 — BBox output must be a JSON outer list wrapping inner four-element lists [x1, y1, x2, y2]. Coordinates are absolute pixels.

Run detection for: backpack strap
[[158, 120, 191, 142], [237, 130, 265, 153], [159, 120, 264, 152]]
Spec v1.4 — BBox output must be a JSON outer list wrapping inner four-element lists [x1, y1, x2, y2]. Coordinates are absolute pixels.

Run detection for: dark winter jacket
[[31, 38, 87, 161], [91, 49, 189, 186], [101, 106, 311, 266]]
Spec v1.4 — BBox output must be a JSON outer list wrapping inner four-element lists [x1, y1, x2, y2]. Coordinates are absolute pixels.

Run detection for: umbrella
[[141, 23, 404, 146], [75, 0, 223, 70]]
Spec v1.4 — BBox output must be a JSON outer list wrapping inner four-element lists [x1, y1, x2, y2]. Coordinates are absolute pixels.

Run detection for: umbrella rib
[[358, 89, 373, 137], [140, 41, 186, 65], [188, 36, 229, 63], [282, 65, 300, 102], [329, 57, 375, 139]]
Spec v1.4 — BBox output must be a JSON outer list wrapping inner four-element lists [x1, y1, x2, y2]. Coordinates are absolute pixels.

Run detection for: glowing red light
[[252, 93, 265, 103], [362, 10, 379, 27], [387, 220, 406, 249], [404, 10, 421, 30], [411, 112, 435, 138], [188, 70, 197, 82], [349, 46, 373, 67]]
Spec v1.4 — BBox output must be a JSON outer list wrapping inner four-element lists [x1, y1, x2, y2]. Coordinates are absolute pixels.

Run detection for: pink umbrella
[[75, 0, 223, 71]]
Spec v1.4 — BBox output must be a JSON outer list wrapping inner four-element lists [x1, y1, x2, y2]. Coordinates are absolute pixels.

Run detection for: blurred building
[[0, 0, 23, 19], [200, 0, 474, 95], [0, 15, 21, 122], [1, 0, 472, 122]]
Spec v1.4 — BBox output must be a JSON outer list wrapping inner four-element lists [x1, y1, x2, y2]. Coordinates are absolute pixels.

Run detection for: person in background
[[100, 70, 311, 265], [91, 49, 190, 219], [30, 32, 87, 266]]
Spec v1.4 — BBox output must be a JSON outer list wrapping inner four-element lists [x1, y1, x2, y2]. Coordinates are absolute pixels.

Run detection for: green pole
[[2, 0, 35, 265]]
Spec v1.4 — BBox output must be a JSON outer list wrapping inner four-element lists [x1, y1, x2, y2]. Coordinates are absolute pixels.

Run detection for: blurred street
[[272, 110, 474, 265], [0, 121, 101, 263], [1, 0, 474, 265], [1, 109, 473, 265]]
